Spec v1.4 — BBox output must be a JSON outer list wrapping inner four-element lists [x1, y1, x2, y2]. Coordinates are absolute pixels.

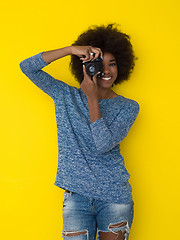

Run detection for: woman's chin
[[98, 80, 113, 88]]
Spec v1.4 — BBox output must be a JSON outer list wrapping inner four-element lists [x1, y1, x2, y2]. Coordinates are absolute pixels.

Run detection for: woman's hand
[[70, 46, 103, 62], [80, 65, 100, 100], [71, 45, 103, 100]]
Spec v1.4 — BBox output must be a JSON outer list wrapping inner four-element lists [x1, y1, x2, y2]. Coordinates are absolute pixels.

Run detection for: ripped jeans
[[62, 190, 134, 240]]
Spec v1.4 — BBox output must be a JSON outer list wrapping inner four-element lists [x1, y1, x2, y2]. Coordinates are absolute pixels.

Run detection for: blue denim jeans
[[62, 190, 134, 240]]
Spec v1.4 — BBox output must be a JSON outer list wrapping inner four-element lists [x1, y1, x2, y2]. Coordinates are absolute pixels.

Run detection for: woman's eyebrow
[[109, 59, 116, 62]]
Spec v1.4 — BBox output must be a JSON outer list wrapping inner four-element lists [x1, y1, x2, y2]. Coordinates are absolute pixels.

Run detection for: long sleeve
[[19, 52, 68, 99], [90, 100, 140, 154]]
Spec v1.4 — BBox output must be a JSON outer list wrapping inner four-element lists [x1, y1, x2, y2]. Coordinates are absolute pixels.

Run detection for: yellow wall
[[0, 1, 180, 239]]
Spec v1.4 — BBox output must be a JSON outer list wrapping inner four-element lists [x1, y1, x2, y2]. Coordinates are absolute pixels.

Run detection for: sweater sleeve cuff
[[28, 52, 50, 70], [90, 117, 104, 129], [38, 52, 50, 67]]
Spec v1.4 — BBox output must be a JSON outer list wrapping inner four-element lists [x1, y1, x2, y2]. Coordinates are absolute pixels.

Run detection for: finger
[[82, 64, 87, 76], [80, 54, 90, 61], [100, 50, 103, 60], [92, 47, 103, 60], [88, 48, 95, 61], [98, 48, 103, 60], [82, 48, 92, 61], [92, 71, 101, 84], [82, 59, 91, 63], [92, 76, 97, 85], [83, 65, 91, 81], [80, 54, 86, 61], [82, 56, 90, 61], [94, 47, 103, 59], [95, 71, 101, 77], [90, 49, 99, 60]]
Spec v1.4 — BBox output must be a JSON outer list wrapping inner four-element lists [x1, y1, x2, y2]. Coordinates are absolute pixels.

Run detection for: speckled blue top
[[19, 52, 140, 204]]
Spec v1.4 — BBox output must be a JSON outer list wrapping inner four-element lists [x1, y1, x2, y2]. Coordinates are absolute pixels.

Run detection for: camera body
[[83, 55, 103, 77]]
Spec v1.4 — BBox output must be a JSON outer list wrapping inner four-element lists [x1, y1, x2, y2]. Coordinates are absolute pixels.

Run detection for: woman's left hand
[[80, 65, 100, 100]]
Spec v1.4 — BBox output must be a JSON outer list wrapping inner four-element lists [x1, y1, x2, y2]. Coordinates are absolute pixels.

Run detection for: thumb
[[93, 71, 101, 84]]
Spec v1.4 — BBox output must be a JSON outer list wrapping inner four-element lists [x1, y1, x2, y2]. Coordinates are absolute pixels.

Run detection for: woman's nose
[[102, 65, 110, 73]]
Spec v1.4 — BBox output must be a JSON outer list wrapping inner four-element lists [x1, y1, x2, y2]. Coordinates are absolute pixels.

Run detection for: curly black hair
[[69, 23, 138, 86]]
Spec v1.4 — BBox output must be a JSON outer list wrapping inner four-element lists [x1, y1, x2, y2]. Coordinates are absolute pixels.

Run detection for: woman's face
[[97, 52, 118, 88]]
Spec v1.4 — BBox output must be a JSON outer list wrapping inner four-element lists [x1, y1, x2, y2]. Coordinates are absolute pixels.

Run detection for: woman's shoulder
[[116, 94, 140, 111]]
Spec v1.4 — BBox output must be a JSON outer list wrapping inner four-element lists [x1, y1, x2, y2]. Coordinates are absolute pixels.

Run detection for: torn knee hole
[[62, 230, 87, 236], [109, 221, 127, 228], [99, 222, 128, 240], [99, 230, 126, 240]]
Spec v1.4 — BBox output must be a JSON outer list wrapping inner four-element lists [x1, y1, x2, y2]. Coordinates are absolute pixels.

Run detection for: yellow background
[[0, 0, 180, 239]]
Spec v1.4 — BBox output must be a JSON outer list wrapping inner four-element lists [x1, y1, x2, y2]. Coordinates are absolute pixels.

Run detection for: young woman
[[19, 23, 140, 240]]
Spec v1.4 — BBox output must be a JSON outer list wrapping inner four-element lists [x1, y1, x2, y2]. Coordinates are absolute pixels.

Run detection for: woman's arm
[[19, 51, 70, 99], [47, 46, 102, 124], [87, 97, 102, 124], [41, 46, 73, 64], [41, 46, 103, 64], [90, 100, 140, 155], [19, 46, 103, 99]]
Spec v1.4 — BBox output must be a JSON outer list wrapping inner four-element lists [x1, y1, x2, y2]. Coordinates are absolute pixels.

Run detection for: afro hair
[[69, 23, 138, 86]]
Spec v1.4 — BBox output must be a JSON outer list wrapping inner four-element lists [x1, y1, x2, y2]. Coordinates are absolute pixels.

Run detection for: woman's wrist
[[69, 46, 76, 55], [65, 46, 73, 55]]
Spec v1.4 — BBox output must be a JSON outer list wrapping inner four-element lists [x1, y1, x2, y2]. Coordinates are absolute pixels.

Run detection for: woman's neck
[[98, 89, 118, 99]]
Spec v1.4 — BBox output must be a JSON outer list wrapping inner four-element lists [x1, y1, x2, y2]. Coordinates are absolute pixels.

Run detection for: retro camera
[[82, 55, 103, 79]]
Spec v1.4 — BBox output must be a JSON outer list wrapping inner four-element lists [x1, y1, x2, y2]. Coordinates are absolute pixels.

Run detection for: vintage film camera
[[82, 54, 103, 79]]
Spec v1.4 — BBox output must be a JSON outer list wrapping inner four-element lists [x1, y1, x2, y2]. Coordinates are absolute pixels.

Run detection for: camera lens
[[89, 66, 96, 73], [83, 55, 103, 77]]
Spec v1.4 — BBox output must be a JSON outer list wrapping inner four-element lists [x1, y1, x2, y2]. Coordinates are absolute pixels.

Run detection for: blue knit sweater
[[19, 52, 140, 204]]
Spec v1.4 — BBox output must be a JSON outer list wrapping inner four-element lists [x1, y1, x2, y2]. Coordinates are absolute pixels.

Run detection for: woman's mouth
[[101, 76, 112, 81]]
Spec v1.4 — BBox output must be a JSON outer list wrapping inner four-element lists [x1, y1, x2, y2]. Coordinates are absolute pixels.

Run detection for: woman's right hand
[[70, 46, 103, 62]]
